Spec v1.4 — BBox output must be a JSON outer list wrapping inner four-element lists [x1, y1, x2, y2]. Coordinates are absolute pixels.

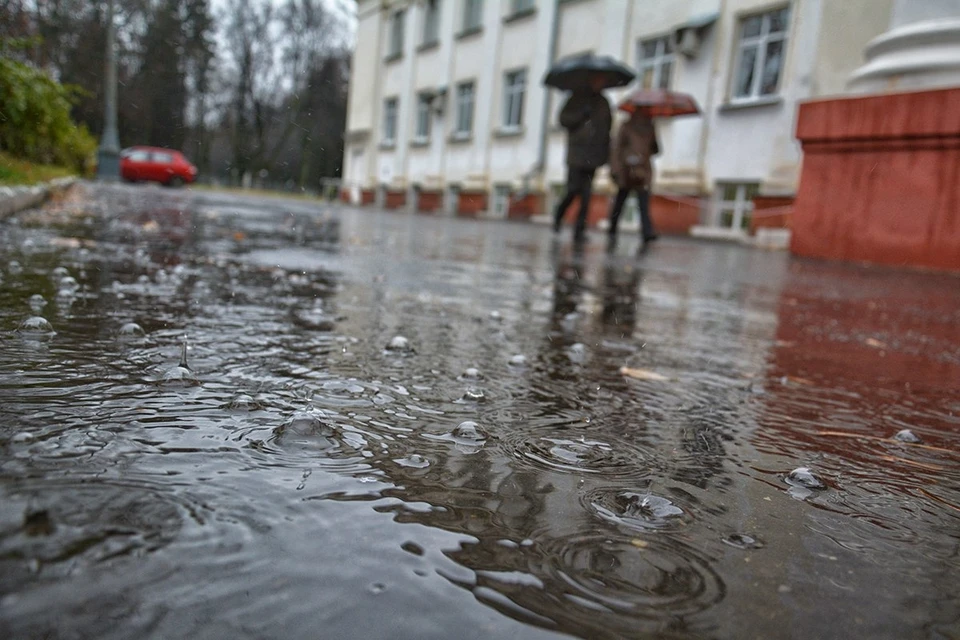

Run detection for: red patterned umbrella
[[618, 89, 700, 118]]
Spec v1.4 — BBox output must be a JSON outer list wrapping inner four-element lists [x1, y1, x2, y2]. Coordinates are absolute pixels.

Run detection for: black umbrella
[[543, 53, 635, 92]]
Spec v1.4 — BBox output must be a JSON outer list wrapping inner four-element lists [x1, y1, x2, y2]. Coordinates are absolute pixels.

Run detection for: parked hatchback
[[120, 146, 197, 187]]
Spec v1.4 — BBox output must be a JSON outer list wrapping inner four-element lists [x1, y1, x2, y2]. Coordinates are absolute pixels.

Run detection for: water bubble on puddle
[[785, 467, 826, 490], [118, 322, 146, 340], [28, 294, 47, 312], [489, 310, 503, 322], [567, 342, 587, 363], [386, 335, 411, 351], [508, 354, 527, 366], [722, 533, 764, 550], [58, 276, 79, 293], [394, 454, 430, 469], [619, 493, 685, 520], [427, 421, 488, 454], [272, 411, 338, 449], [16, 316, 55, 338], [8, 260, 23, 275], [224, 393, 265, 411], [460, 388, 486, 403], [11, 432, 35, 443], [51, 266, 69, 279], [894, 429, 921, 444], [368, 582, 386, 595], [461, 367, 482, 379]]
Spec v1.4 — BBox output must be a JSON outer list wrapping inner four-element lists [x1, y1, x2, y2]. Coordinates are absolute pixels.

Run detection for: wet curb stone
[[0, 177, 77, 220]]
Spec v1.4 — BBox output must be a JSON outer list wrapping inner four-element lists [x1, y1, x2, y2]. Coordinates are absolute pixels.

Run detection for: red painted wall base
[[792, 87, 960, 271]]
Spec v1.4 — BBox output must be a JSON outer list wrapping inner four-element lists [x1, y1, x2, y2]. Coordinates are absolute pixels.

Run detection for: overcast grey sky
[[209, 0, 358, 46]]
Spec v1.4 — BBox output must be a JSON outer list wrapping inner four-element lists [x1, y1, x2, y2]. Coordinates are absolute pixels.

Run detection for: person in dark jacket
[[552, 80, 613, 242], [608, 111, 660, 247]]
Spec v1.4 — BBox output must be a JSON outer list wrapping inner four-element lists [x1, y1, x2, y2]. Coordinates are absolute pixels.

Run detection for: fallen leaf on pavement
[[620, 367, 669, 381]]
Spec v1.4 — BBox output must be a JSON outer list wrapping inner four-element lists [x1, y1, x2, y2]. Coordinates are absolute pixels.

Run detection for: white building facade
[[342, 0, 898, 235]]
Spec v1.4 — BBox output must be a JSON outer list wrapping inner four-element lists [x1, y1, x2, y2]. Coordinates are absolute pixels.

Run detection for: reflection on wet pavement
[[1, 183, 958, 639]]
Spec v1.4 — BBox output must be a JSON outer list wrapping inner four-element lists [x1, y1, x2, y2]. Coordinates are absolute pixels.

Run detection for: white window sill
[[495, 126, 525, 138], [449, 133, 473, 144], [719, 95, 783, 112], [379, 141, 397, 151], [410, 138, 430, 148]]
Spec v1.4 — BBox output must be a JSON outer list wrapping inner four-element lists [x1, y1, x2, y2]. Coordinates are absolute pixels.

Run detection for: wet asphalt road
[[1, 182, 959, 639]]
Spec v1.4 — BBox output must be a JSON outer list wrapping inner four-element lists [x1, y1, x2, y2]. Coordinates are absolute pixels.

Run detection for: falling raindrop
[[162, 341, 199, 386], [894, 429, 921, 443]]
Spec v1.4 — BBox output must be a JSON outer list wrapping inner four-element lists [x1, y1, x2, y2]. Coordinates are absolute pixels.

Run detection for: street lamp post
[[96, 0, 120, 181]]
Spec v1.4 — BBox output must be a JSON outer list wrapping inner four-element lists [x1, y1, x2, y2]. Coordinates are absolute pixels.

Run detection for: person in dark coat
[[552, 80, 613, 242], [608, 111, 660, 246]]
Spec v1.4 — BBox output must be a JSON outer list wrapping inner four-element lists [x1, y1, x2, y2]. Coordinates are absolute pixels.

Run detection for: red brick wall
[[650, 195, 700, 235], [554, 193, 612, 227], [751, 196, 794, 232], [507, 193, 545, 220], [360, 190, 375, 205], [384, 190, 406, 210], [457, 191, 487, 216], [417, 191, 442, 213], [793, 87, 960, 271]]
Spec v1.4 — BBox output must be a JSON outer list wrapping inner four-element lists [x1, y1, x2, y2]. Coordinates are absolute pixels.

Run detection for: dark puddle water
[[1, 184, 958, 639]]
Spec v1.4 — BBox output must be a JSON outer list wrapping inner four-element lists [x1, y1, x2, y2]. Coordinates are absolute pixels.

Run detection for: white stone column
[[847, 0, 960, 93]]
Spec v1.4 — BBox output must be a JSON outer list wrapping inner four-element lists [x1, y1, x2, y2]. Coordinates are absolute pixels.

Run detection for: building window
[[463, 0, 483, 32], [415, 92, 432, 143], [511, 0, 535, 13], [454, 81, 475, 137], [388, 10, 405, 59], [382, 98, 398, 145], [637, 36, 674, 90], [502, 69, 526, 130], [422, 0, 440, 46], [714, 182, 759, 230], [732, 7, 790, 100]]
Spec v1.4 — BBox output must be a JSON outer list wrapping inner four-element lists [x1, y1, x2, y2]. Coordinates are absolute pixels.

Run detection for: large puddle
[[1, 184, 958, 639]]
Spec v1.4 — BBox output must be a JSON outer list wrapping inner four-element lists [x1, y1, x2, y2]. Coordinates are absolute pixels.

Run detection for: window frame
[[713, 182, 759, 230], [454, 81, 476, 138], [382, 97, 399, 146], [730, 6, 790, 102], [502, 68, 527, 131], [414, 92, 432, 143], [462, 0, 484, 33], [421, 0, 440, 46], [387, 9, 405, 59], [636, 34, 675, 90]]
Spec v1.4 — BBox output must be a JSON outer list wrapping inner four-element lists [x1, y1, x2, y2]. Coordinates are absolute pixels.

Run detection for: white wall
[[343, 0, 903, 210]]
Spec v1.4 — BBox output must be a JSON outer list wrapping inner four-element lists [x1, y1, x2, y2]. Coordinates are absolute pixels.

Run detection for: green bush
[[0, 49, 96, 173]]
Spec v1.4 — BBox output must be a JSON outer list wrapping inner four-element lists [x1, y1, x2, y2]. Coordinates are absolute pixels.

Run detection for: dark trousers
[[553, 166, 596, 236], [608, 187, 655, 239]]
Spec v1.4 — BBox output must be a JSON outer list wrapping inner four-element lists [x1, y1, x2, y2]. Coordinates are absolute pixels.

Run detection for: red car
[[120, 146, 197, 187]]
